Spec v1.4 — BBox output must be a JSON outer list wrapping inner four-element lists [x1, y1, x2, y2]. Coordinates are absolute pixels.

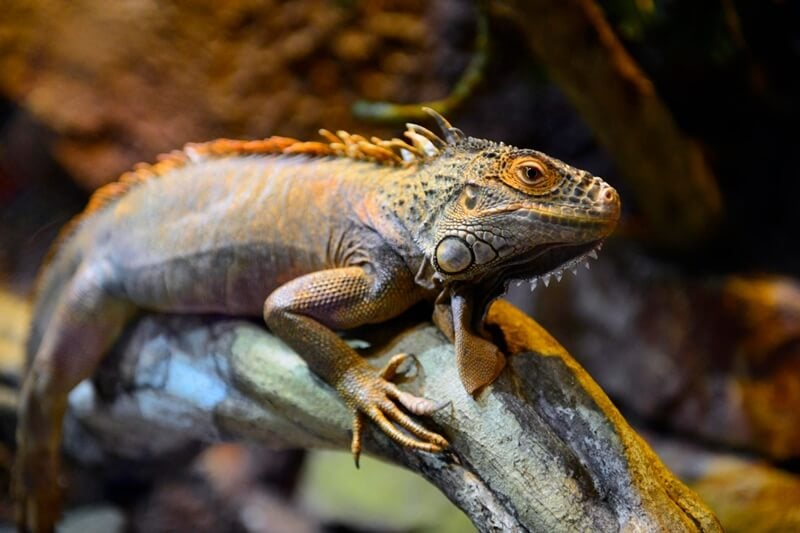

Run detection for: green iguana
[[15, 109, 620, 532]]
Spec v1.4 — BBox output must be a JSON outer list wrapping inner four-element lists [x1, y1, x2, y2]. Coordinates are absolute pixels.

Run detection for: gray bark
[[65, 303, 721, 532]]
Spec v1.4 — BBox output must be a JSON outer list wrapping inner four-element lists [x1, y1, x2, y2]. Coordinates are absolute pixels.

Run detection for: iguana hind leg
[[15, 261, 135, 533], [263, 265, 449, 466]]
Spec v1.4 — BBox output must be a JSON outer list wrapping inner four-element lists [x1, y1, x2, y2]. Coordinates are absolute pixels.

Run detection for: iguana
[[14, 109, 620, 532]]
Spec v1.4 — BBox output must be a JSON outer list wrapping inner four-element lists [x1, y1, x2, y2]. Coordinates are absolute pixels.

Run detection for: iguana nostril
[[603, 186, 618, 203], [435, 236, 473, 273]]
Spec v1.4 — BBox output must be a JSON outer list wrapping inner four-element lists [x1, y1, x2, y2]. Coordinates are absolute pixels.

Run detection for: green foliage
[[299, 450, 476, 532]]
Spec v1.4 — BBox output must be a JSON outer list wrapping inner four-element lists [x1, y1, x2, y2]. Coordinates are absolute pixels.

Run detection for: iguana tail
[[25, 242, 83, 371]]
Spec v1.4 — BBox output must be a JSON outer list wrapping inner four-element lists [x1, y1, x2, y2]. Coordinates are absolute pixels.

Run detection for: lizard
[[14, 108, 620, 532]]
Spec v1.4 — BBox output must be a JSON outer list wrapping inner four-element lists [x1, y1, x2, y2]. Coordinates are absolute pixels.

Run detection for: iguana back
[[27, 134, 426, 368]]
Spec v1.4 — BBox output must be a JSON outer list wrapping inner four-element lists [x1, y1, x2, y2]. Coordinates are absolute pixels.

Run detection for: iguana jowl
[[15, 109, 620, 531]]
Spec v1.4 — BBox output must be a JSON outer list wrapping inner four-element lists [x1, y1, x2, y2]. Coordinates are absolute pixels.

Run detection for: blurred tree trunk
[[500, 0, 723, 248]]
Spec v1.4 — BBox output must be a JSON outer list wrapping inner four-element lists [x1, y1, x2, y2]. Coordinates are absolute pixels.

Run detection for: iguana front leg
[[263, 263, 449, 464], [434, 286, 506, 394]]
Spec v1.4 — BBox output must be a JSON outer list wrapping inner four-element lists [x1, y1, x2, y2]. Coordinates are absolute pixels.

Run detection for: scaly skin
[[14, 109, 620, 532]]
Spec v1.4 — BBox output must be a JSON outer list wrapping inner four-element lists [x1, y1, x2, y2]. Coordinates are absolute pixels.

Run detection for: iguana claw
[[349, 353, 449, 467]]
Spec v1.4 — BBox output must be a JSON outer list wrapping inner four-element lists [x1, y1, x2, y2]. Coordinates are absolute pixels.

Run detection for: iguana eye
[[505, 158, 562, 195], [517, 162, 546, 186]]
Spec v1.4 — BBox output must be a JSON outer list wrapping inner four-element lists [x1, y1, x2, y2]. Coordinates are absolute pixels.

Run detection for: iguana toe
[[379, 352, 418, 381], [344, 361, 448, 467]]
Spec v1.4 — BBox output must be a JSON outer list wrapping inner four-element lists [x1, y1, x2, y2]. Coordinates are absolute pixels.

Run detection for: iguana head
[[414, 109, 620, 294]]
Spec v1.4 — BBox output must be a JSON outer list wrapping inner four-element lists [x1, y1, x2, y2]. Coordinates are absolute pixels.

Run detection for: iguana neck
[[362, 161, 459, 285]]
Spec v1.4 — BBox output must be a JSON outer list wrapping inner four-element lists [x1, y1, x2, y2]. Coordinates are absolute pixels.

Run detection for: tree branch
[[67, 301, 720, 532]]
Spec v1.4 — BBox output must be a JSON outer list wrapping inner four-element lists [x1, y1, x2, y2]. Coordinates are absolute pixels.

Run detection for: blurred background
[[1, 0, 800, 531]]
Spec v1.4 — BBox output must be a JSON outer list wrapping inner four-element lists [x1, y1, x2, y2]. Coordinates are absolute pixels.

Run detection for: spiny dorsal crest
[[317, 107, 463, 163], [78, 108, 464, 219]]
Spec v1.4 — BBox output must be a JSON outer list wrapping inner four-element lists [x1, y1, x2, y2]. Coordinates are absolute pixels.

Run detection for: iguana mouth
[[505, 239, 604, 291], [475, 239, 605, 299]]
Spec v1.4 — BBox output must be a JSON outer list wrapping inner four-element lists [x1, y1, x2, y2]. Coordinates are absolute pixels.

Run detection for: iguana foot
[[346, 354, 449, 467], [13, 446, 63, 533]]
